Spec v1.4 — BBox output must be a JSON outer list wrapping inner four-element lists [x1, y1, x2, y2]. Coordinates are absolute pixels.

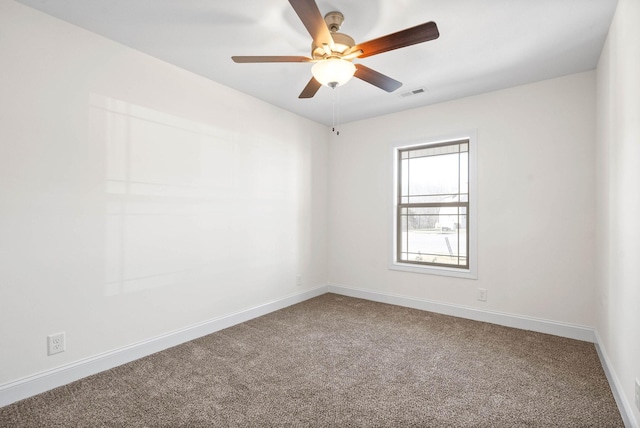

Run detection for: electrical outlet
[[477, 288, 487, 302], [47, 332, 65, 356], [296, 275, 302, 286], [635, 378, 640, 411]]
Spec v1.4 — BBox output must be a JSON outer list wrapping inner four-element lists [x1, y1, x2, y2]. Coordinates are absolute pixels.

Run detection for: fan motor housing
[[311, 32, 355, 59]]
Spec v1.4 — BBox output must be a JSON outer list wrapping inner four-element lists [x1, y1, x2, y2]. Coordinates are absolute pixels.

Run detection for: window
[[391, 133, 476, 278]]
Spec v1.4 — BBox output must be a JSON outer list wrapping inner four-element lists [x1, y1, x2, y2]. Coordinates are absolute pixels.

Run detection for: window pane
[[460, 152, 469, 195], [400, 228, 467, 265], [458, 214, 467, 256], [400, 159, 409, 199], [408, 144, 459, 159], [406, 153, 460, 197], [399, 213, 407, 255], [398, 206, 468, 266]]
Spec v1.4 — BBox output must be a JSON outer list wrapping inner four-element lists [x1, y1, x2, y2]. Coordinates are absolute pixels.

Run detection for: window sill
[[389, 261, 477, 279]]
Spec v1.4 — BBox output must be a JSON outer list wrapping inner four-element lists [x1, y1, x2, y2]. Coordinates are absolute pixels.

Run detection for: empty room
[[1, 0, 639, 426]]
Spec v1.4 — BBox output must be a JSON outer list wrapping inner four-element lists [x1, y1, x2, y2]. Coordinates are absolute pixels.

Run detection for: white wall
[[596, 0, 640, 424], [0, 0, 328, 386], [328, 71, 597, 327]]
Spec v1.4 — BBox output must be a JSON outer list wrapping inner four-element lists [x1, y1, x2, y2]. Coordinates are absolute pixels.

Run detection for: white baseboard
[[0, 285, 328, 408], [327, 283, 595, 342], [594, 331, 639, 428]]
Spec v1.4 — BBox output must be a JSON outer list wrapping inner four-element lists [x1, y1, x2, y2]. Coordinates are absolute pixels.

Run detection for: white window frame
[[389, 131, 477, 279]]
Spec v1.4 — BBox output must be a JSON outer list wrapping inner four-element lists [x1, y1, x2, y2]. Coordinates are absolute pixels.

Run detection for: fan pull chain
[[331, 86, 336, 133], [331, 85, 340, 136], [336, 86, 340, 136]]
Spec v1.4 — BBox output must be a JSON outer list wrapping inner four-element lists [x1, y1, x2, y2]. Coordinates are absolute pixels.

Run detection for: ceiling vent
[[400, 87, 427, 98]]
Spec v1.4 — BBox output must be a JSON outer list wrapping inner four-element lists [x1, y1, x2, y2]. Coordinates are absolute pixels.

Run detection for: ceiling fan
[[231, 0, 439, 99]]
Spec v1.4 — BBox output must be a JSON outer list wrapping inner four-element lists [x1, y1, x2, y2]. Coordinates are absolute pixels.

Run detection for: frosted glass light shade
[[311, 59, 356, 88]]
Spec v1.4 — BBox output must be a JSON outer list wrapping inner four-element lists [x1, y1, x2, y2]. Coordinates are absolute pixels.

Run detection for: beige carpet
[[0, 293, 624, 427]]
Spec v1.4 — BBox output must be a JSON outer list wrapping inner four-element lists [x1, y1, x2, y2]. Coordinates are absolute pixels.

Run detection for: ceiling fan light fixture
[[232, 1, 440, 99], [312, 58, 356, 88]]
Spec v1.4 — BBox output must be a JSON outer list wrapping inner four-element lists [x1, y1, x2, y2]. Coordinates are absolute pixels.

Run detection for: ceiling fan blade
[[299, 77, 322, 98], [351, 21, 439, 58], [354, 64, 402, 92], [232, 56, 313, 63], [288, 0, 334, 49]]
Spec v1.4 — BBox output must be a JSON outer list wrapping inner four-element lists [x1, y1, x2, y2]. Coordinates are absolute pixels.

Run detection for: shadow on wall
[[89, 95, 300, 296]]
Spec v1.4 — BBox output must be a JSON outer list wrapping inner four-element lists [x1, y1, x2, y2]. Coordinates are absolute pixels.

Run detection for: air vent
[[400, 87, 427, 98]]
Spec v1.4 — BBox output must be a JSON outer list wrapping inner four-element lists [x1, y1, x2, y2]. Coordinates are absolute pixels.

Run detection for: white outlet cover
[[47, 332, 66, 356]]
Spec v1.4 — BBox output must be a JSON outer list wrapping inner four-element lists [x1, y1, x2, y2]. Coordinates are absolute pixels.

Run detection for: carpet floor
[[0, 293, 624, 427]]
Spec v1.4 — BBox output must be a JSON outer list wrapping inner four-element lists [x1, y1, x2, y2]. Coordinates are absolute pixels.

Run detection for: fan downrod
[[324, 11, 344, 32]]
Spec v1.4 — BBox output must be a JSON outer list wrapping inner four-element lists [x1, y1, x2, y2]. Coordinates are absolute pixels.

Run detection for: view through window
[[397, 139, 469, 269]]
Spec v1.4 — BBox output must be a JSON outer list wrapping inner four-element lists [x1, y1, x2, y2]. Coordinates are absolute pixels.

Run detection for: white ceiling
[[16, 0, 617, 126]]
